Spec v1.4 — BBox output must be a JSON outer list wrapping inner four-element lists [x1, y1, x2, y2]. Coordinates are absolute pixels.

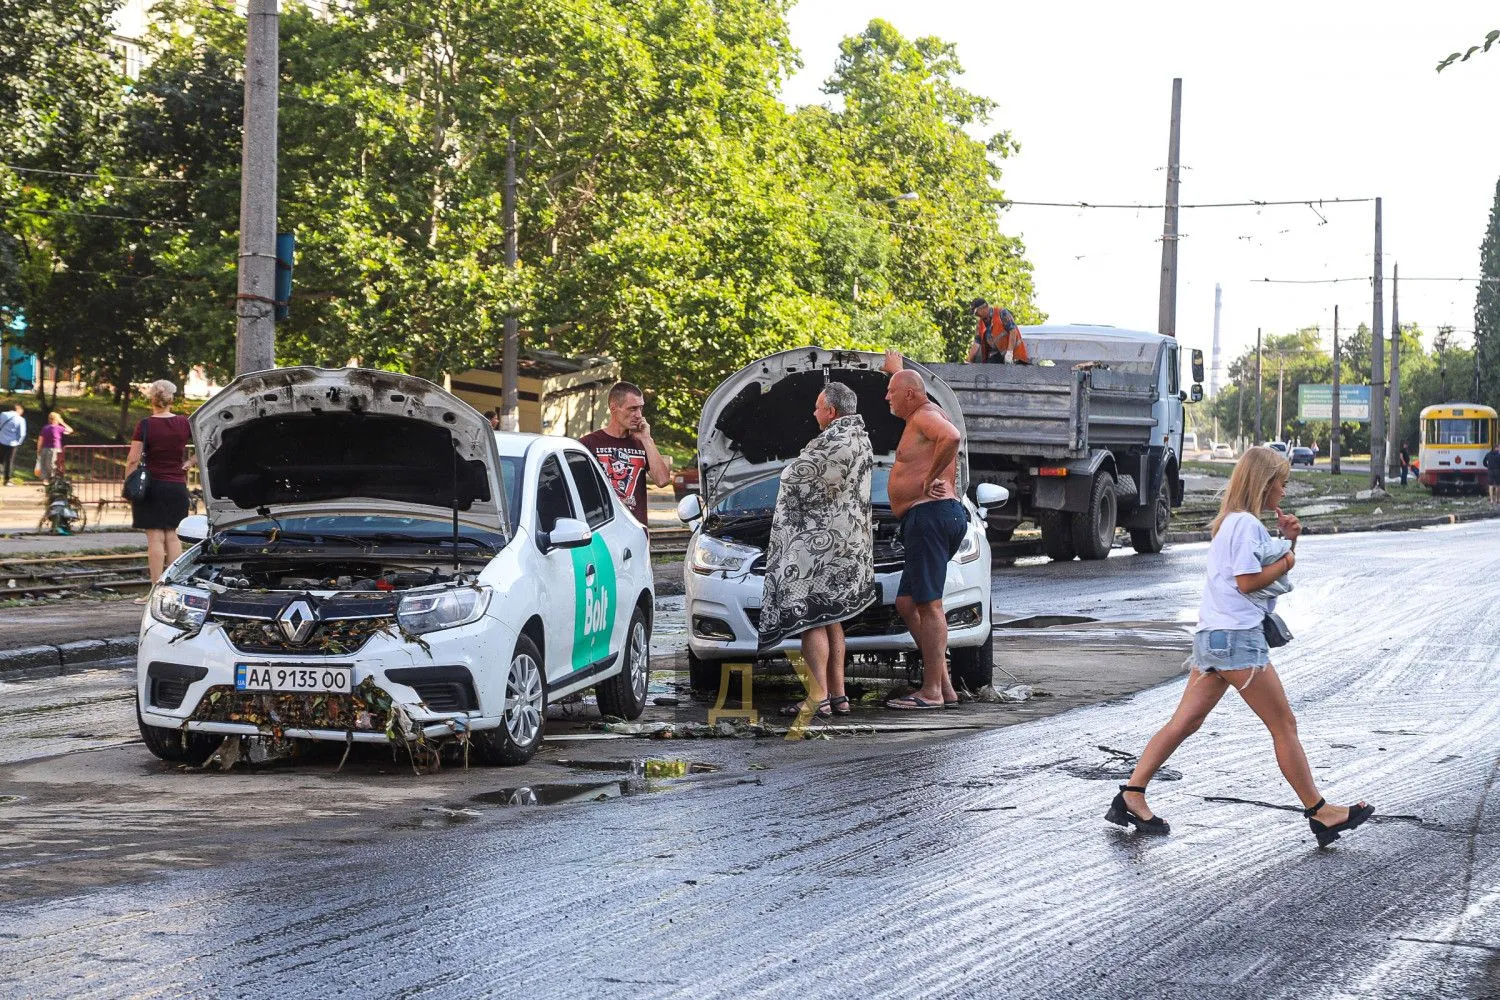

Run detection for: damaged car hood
[[192, 367, 511, 536], [697, 348, 969, 504]]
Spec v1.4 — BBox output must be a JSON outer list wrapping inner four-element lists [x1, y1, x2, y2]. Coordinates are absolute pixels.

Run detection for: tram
[[1414, 403, 1498, 493]]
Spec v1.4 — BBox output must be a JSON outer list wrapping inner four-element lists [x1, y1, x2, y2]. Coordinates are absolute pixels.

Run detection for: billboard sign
[[1297, 384, 1371, 422]]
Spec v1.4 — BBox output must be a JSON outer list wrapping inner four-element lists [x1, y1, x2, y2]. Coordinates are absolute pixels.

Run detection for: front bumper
[[135, 613, 517, 743]]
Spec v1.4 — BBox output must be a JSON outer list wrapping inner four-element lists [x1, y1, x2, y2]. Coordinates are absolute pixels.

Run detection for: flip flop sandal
[[778, 698, 832, 720], [943, 699, 962, 709], [886, 694, 944, 711]]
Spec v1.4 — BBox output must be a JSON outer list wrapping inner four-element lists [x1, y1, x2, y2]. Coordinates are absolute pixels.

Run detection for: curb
[[1168, 504, 1500, 544], [0, 634, 137, 678]]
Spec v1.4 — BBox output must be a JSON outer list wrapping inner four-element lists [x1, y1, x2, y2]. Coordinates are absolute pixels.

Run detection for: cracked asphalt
[[2, 520, 1498, 999]]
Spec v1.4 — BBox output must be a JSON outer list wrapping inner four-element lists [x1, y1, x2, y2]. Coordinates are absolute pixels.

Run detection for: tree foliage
[[1473, 176, 1500, 408]]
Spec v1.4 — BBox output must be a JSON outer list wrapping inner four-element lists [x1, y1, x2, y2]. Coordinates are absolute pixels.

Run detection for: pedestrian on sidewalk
[[124, 380, 196, 600], [579, 381, 670, 526], [758, 381, 878, 721], [1399, 441, 1411, 487], [1107, 445, 1375, 846], [1486, 440, 1500, 504], [879, 350, 968, 710], [0, 402, 24, 485], [36, 411, 74, 483]]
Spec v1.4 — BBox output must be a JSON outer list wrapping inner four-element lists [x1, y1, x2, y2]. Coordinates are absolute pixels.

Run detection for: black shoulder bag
[[1262, 611, 1293, 648], [122, 420, 150, 502]]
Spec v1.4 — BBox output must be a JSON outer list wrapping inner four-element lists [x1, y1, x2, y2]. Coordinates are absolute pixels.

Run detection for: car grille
[[746, 604, 908, 638], [221, 617, 394, 655]]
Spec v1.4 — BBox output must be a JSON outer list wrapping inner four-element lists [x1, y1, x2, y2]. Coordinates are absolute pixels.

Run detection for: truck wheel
[[1072, 475, 1118, 561], [687, 650, 722, 692], [1038, 511, 1076, 562], [948, 631, 994, 691], [595, 606, 649, 720], [1130, 482, 1171, 554], [470, 635, 547, 765], [137, 701, 219, 766]]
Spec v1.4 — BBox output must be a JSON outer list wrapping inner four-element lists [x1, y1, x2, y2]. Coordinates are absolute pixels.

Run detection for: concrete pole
[[235, 0, 279, 375], [1210, 283, 1222, 396], [1370, 197, 1385, 488], [1331, 305, 1341, 475], [499, 131, 520, 433], [1157, 78, 1182, 339], [1389, 262, 1402, 478], [1255, 328, 1263, 443], [1276, 361, 1285, 442]]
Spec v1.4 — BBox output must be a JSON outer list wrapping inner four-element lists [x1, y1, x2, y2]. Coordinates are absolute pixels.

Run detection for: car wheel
[[137, 700, 219, 766], [687, 649, 722, 692], [1038, 510, 1076, 562], [948, 631, 994, 692], [1071, 475, 1118, 561], [596, 606, 649, 720], [1129, 481, 1171, 554], [471, 635, 547, 766]]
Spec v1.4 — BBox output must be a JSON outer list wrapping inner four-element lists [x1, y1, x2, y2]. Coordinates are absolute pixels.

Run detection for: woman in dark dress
[[124, 380, 195, 601]]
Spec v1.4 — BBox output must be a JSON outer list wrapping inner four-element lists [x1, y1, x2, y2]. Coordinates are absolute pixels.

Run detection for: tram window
[[1433, 419, 1487, 445]]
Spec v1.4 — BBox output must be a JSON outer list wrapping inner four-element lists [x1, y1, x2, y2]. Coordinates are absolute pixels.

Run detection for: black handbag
[[1262, 611, 1293, 648], [122, 420, 149, 502]]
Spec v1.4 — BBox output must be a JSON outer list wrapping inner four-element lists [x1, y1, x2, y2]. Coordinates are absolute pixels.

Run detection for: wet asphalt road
[[4, 522, 1500, 999]]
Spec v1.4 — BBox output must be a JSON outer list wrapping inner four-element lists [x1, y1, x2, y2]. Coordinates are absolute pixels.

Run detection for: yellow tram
[[1415, 403, 1498, 493]]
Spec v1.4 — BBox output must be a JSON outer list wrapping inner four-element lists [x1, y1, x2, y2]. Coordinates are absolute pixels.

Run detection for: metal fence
[[58, 444, 200, 519]]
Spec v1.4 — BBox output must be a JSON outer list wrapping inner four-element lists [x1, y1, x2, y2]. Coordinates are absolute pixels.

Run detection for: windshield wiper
[[365, 532, 498, 553], [217, 529, 376, 552]]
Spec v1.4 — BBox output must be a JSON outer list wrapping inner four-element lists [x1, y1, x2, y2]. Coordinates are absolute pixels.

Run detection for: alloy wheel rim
[[505, 653, 543, 745], [629, 620, 648, 702]]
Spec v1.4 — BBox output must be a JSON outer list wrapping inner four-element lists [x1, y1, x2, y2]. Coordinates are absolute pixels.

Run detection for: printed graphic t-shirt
[[1196, 511, 1275, 632], [580, 429, 649, 524]]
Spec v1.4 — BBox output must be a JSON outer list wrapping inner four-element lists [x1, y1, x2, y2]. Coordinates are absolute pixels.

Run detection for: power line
[[1257, 275, 1500, 285], [0, 163, 187, 184], [3, 206, 192, 227], [1000, 197, 1377, 210]]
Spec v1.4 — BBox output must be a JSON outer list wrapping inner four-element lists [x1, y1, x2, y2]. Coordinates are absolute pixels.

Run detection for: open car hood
[[192, 367, 510, 536], [696, 348, 968, 504]]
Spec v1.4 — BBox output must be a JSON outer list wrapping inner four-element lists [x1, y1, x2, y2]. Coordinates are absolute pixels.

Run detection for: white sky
[[781, 0, 1500, 380]]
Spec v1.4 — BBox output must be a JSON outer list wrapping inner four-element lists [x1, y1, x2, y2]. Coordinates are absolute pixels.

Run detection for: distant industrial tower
[[1210, 283, 1223, 397]]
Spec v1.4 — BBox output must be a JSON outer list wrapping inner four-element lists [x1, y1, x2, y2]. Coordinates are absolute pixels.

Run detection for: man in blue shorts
[[879, 350, 967, 709]]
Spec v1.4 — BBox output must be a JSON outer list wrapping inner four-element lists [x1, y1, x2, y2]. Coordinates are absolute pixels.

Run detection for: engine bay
[[177, 558, 474, 594], [708, 509, 908, 571]]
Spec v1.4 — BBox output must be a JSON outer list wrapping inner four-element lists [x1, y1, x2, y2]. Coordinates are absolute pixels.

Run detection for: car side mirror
[[176, 514, 209, 546], [543, 517, 593, 551], [676, 493, 704, 523], [974, 482, 1011, 508], [1189, 385, 1203, 403], [1191, 348, 1205, 384]]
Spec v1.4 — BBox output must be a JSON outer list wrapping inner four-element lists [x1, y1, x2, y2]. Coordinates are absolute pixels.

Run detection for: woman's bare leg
[[826, 623, 847, 702], [1124, 668, 1231, 819], [144, 529, 167, 583], [1233, 664, 1365, 826], [798, 626, 830, 706]]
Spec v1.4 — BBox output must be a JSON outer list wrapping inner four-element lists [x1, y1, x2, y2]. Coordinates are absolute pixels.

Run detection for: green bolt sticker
[[570, 533, 617, 671]]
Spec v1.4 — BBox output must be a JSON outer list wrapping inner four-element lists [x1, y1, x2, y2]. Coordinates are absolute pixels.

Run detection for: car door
[[531, 452, 583, 687], [564, 449, 637, 668], [562, 449, 624, 672]]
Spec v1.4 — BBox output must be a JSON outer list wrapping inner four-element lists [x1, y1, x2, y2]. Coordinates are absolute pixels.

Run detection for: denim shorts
[[1190, 626, 1270, 673]]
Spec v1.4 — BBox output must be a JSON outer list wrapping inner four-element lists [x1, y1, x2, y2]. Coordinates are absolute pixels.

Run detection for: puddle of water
[[472, 780, 665, 807], [1061, 763, 1182, 782], [552, 758, 721, 778], [997, 615, 1099, 629], [0, 795, 22, 805]]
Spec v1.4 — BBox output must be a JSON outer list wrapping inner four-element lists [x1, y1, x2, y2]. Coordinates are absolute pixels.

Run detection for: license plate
[[235, 663, 353, 694]]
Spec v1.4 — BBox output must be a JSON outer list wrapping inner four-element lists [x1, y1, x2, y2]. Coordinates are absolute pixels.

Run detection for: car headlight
[[690, 534, 761, 576], [397, 587, 491, 634], [954, 527, 982, 564], [150, 585, 212, 630]]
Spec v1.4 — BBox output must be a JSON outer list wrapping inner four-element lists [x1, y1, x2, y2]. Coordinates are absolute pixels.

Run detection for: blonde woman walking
[[1106, 446, 1375, 846], [124, 380, 195, 601]]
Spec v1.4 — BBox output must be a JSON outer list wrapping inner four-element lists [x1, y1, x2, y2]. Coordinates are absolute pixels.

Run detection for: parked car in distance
[[1211, 442, 1235, 460], [1290, 446, 1315, 467], [1265, 441, 1289, 455], [671, 464, 700, 501]]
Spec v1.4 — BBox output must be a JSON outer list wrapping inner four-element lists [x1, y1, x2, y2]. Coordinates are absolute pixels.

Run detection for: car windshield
[[216, 513, 508, 553], [713, 468, 894, 517]]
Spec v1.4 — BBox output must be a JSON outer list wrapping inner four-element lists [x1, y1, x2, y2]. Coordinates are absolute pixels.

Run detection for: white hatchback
[[678, 348, 1007, 692], [135, 368, 653, 767]]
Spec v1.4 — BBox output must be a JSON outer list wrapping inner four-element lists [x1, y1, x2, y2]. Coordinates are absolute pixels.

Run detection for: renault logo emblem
[[278, 599, 318, 644]]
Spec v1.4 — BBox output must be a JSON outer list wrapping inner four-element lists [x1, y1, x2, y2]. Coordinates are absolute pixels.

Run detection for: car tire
[[471, 634, 547, 766], [1130, 481, 1171, 554], [596, 606, 649, 720], [687, 649, 722, 692], [1071, 475, 1118, 561], [948, 631, 994, 692], [1038, 510, 1076, 562], [137, 700, 219, 766]]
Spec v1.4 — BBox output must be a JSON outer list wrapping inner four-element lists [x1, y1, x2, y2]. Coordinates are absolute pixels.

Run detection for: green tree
[[1474, 177, 1500, 408]]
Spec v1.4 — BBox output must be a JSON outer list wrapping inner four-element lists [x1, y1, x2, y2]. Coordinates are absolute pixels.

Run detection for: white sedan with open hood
[[135, 367, 653, 767], [679, 348, 1007, 691]]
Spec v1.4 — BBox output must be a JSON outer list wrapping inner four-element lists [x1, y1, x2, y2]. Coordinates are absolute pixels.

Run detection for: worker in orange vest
[[966, 298, 1030, 364]]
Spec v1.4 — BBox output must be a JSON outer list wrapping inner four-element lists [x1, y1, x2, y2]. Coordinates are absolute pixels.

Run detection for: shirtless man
[[880, 349, 969, 709]]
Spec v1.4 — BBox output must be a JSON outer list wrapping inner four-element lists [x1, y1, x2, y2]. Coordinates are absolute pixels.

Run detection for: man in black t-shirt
[[579, 381, 670, 524]]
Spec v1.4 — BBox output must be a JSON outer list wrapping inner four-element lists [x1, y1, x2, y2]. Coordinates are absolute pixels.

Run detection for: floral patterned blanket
[[757, 414, 879, 651]]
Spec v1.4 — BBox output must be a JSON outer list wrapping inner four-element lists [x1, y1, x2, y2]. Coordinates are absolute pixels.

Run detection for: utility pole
[[1389, 262, 1402, 479], [235, 0, 279, 375], [1331, 305, 1341, 475], [1370, 197, 1385, 488], [1236, 377, 1244, 449], [1254, 327, 1263, 443], [1157, 78, 1182, 339], [1210, 282, 1222, 396], [1276, 361, 1285, 441], [499, 130, 520, 432]]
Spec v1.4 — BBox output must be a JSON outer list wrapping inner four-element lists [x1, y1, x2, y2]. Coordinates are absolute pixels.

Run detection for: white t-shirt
[[1196, 511, 1275, 632]]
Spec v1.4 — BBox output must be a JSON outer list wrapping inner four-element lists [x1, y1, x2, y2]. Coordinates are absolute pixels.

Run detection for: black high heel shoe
[[1304, 798, 1375, 847], [1105, 784, 1170, 835]]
